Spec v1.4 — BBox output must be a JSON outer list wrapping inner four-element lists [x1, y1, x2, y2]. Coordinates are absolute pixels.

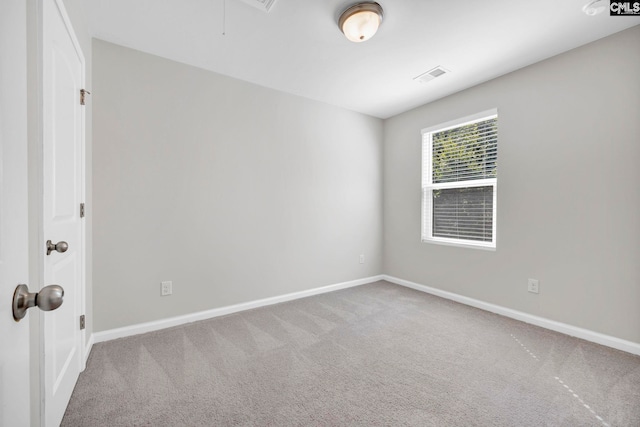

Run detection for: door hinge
[[79, 314, 85, 330], [80, 89, 91, 106], [80, 203, 85, 218]]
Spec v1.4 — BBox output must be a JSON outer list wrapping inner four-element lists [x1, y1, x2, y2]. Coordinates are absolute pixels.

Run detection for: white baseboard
[[93, 275, 385, 344], [83, 333, 94, 368], [384, 275, 640, 356], [91, 273, 640, 356]]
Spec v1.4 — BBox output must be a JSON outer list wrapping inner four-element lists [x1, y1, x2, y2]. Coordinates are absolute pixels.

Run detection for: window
[[421, 109, 498, 249]]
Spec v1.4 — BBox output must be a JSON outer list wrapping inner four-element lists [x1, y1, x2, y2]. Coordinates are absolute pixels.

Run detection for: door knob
[[12, 284, 64, 321], [46, 240, 68, 255]]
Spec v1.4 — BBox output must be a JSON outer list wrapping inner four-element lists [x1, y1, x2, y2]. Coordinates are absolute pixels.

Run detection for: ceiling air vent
[[237, 0, 278, 13], [414, 66, 449, 84]]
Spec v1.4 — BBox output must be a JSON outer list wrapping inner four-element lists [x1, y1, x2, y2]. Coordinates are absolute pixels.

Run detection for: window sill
[[421, 237, 496, 251]]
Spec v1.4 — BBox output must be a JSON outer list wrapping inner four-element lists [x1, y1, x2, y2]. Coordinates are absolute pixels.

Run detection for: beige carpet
[[62, 281, 640, 426]]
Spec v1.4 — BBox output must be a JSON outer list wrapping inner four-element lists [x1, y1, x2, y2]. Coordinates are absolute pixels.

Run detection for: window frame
[[421, 109, 498, 250]]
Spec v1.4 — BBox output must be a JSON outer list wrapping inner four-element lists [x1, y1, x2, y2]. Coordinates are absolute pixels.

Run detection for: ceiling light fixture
[[338, 2, 384, 43], [582, 0, 607, 15]]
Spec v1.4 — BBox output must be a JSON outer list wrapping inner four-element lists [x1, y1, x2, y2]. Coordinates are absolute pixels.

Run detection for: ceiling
[[87, 0, 640, 119]]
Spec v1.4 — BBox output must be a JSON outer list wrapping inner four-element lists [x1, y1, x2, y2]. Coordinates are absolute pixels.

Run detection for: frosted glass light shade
[[582, 0, 606, 15], [339, 3, 383, 43]]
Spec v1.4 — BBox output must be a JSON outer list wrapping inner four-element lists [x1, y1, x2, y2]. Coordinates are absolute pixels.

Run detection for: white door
[[0, 1, 31, 426], [42, 0, 86, 425]]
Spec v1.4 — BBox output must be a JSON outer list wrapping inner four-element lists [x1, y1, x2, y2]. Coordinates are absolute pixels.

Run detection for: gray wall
[[383, 26, 640, 343], [92, 40, 383, 332]]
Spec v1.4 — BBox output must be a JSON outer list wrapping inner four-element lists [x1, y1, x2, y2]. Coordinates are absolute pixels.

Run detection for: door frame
[[0, 0, 31, 425], [33, 0, 88, 423]]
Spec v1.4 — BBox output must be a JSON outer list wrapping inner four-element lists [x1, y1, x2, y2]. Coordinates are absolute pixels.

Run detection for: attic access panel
[[237, 0, 277, 13]]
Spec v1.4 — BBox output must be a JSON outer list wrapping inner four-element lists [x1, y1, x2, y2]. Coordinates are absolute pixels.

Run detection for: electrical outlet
[[528, 278, 539, 294], [161, 281, 172, 296], [359, 254, 365, 264]]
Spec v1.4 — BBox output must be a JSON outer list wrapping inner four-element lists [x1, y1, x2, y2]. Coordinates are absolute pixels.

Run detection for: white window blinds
[[421, 110, 498, 249]]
